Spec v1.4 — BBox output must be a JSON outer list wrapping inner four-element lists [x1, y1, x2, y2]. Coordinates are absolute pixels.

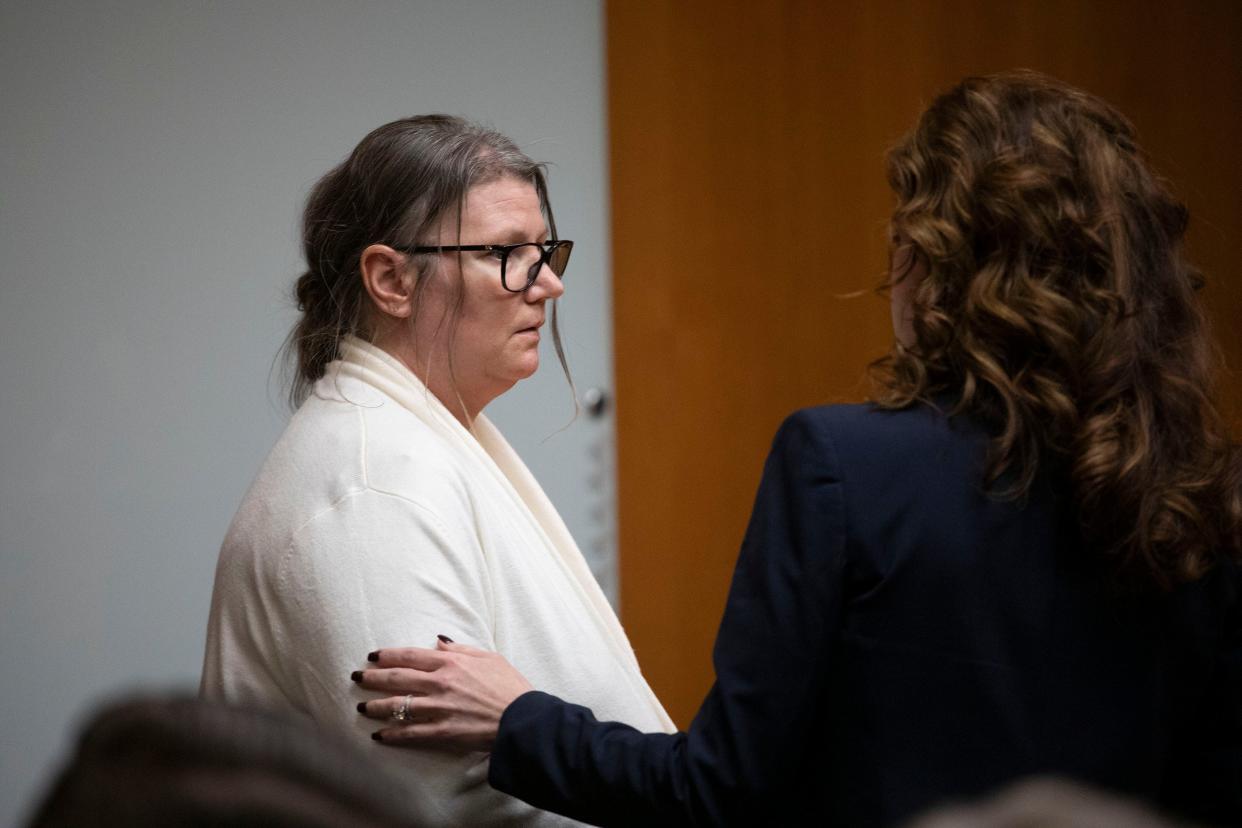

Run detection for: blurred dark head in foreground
[[28, 695, 412, 827]]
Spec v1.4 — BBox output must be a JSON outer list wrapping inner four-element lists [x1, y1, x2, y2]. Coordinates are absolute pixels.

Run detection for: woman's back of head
[[875, 70, 1241, 588]]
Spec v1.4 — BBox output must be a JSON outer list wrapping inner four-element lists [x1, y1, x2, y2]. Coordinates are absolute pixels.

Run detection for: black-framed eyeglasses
[[395, 240, 574, 293]]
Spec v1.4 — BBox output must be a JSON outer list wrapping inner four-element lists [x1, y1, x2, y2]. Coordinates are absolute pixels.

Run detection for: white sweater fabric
[[201, 337, 673, 826]]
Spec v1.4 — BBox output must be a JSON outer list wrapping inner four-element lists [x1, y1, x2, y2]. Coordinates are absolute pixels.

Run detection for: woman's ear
[[360, 244, 416, 319]]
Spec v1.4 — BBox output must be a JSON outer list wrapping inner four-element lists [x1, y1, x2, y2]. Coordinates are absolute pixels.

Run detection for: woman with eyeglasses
[[200, 115, 674, 826], [352, 75, 1242, 827]]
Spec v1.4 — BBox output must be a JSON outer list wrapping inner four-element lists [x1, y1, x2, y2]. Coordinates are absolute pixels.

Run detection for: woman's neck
[[370, 331, 488, 429]]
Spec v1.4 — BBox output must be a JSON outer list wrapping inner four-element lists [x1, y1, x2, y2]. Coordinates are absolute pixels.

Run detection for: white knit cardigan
[[201, 337, 673, 826]]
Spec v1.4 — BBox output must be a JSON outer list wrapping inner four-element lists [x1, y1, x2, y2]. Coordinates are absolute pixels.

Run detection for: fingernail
[[356, 702, 367, 713], [351, 671, 364, 683], [437, 634, 454, 643], [367, 651, 379, 662], [371, 731, 383, 741]]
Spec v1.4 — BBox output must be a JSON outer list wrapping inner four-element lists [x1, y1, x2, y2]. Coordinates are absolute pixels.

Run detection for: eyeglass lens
[[504, 242, 573, 291]]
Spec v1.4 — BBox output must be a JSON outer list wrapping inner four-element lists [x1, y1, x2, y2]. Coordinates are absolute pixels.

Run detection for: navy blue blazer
[[489, 404, 1241, 827]]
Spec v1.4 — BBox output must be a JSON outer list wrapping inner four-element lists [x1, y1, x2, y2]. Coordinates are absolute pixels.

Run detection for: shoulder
[[784, 400, 961, 439], [354, 403, 473, 509], [774, 401, 988, 488], [777, 400, 964, 451], [221, 397, 367, 553], [221, 395, 472, 561], [308, 372, 475, 504], [281, 487, 477, 582]]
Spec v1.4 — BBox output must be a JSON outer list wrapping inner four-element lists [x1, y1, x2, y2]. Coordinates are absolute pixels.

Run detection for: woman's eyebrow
[[490, 226, 549, 244]]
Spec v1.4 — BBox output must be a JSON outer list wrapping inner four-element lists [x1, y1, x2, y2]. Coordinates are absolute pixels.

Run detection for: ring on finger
[[391, 694, 413, 723]]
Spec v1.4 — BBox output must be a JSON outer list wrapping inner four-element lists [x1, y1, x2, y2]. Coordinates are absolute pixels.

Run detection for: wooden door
[[607, 0, 1242, 726]]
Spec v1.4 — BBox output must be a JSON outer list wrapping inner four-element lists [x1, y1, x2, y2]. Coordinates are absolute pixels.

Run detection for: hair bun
[[294, 270, 326, 314]]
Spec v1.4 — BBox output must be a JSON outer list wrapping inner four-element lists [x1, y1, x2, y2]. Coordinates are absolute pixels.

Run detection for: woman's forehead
[[428, 176, 546, 243], [463, 177, 542, 224]]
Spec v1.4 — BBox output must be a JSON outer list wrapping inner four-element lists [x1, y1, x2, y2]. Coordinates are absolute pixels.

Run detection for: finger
[[368, 647, 449, 671], [373, 721, 476, 754], [357, 694, 433, 723], [434, 637, 492, 658], [373, 721, 441, 745], [353, 667, 440, 694]]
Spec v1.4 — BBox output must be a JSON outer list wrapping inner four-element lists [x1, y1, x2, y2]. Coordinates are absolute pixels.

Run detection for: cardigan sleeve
[[489, 409, 848, 826], [266, 487, 566, 826], [271, 488, 496, 691]]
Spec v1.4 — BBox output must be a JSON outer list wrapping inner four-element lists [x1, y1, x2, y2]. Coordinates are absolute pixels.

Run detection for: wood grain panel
[[607, 0, 1242, 727]]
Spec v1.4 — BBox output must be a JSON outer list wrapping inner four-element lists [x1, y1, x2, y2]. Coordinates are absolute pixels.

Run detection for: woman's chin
[[511, 354, 541, 382], [488, 358, 541, 395]]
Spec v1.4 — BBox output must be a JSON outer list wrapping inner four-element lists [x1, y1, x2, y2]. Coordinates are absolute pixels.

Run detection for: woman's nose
[[525, 261, 565, 301]]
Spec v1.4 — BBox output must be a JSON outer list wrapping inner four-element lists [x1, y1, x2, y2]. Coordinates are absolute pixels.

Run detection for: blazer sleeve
[[489, 409, 848, 826], [1161, 560, 1242, 825]]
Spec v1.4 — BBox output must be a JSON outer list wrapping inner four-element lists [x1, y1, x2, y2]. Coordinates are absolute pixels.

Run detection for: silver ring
[[391, 694, 413, 722]]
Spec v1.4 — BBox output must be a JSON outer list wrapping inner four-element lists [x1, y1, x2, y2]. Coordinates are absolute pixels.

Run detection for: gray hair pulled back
[[283, 114, 561, 407]]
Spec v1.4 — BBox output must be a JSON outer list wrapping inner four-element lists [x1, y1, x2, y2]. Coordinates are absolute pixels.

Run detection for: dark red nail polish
[[367, 651, 379, 662], [351, 671, 363, 682], [437, 634, 454, 643], [356, 702, 367, 713], [371, 731, 383, 741]]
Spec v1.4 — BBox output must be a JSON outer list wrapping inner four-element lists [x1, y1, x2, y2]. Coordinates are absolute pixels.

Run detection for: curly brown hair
[[872, 70, 1242, 588]]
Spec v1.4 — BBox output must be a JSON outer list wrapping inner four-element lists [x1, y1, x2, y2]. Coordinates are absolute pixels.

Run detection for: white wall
[[0, 2, 614, 823]]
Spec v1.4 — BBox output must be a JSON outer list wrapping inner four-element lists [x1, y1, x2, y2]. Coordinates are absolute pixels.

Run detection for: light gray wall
[[0, 2, 614, 823]]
